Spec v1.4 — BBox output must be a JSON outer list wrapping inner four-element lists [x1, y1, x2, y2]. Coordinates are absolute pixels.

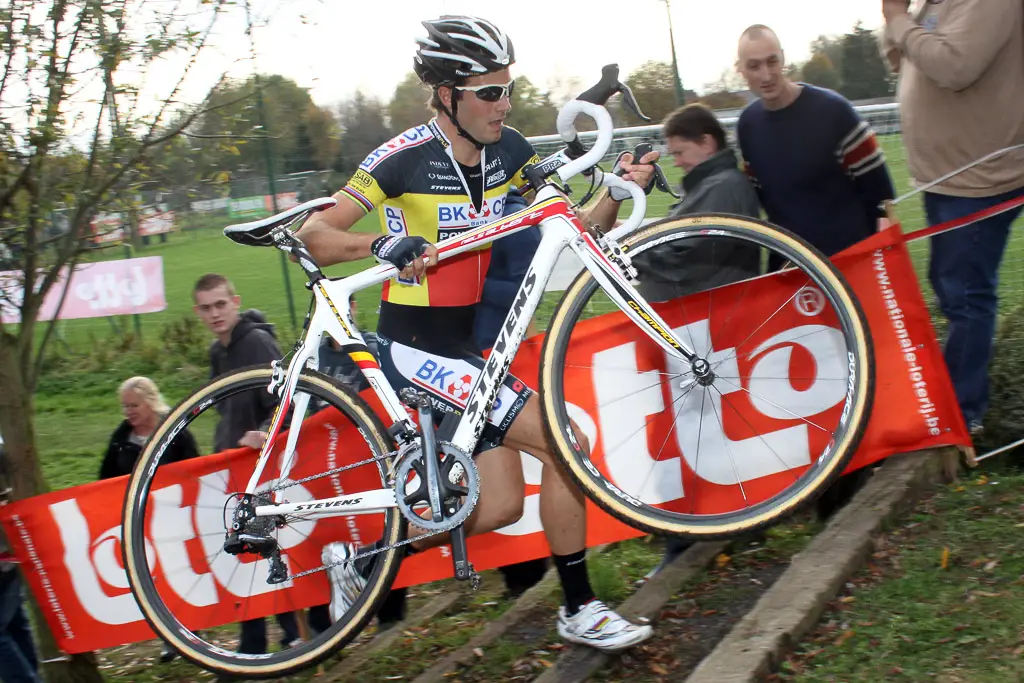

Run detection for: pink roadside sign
[[0, 256, 167, 323]]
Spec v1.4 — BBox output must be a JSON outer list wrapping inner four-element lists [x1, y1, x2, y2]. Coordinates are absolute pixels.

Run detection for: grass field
[[26, 132, 1024, 491]]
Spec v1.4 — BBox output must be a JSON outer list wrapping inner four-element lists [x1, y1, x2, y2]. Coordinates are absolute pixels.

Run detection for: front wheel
[[121, 366, 406, 679], [539, 213, 874, 539]]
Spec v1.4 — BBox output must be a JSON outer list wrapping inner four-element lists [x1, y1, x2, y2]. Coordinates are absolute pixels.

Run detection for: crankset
[[394, 388, 482, 587]]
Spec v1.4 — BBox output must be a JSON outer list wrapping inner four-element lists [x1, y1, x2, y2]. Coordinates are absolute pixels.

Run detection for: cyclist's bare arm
[[296, 193, 438, 279], [295, 195, 379, 265]]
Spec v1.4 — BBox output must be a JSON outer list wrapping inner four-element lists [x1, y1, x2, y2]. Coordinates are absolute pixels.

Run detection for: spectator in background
[[630, 103, 763, 577], [630, 103, 762, 303], [0, 432, 41, 683], [99, 376, 200, 664], [735, 24, 896, 520], [473, 188, 550, 599], [192, 273, 302, 655], [736, 24, 896, 258], [880, 0, 1024, 436], [99, 376, 199, 481]]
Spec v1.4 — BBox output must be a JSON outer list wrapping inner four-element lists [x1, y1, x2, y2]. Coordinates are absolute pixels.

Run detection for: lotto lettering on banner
[[0, 226, 970, 654]]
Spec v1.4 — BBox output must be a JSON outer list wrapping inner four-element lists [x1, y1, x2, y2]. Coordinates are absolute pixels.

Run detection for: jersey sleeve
[[338, 147, 408, 214], [503, 126, 542, 191]]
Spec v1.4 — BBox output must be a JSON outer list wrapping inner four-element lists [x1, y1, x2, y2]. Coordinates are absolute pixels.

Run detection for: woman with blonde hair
[[99, 376, 199, 480]]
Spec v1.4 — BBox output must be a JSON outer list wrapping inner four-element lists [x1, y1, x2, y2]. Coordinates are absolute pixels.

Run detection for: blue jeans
[[0, 570, 40, 683], [926, 186, 1024, 425]]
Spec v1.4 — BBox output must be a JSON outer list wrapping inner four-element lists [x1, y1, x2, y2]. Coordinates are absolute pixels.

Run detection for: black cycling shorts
[[376, 334, 533, 452]]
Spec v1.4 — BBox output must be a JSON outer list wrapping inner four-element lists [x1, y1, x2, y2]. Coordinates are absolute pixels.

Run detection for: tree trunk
[[0, 336, 104, 682]]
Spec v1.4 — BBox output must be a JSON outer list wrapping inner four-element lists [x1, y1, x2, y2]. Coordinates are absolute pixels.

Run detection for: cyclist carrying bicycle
[[296, 15, 660, 651]]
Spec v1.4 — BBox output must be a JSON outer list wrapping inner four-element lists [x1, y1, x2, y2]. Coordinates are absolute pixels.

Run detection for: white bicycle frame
[[246, 100, 699, 522]]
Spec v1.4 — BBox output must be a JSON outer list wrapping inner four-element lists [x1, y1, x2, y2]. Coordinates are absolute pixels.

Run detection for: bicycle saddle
[[224, 197, 337, 247]]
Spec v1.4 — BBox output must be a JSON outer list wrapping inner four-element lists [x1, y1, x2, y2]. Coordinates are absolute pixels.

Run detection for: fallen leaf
[[834, 629, 855, 646], [974, 591, 1001, 598], [539, 659, 553, 668], [703, 609, 718, 616], [840, 596, 856, 604], [716, 553, 731, 567], [941, 547, 950, 570], [984, 560, 999, 572], [473, 647, 484, 658], [650, 663, 669, 675]]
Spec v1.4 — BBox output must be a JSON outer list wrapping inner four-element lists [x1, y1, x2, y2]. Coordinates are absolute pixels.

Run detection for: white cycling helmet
[[414, 16, 515, 85]]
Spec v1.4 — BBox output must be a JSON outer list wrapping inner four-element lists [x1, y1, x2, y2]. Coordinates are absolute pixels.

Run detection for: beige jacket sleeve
[[885, 0, 1020, 91]]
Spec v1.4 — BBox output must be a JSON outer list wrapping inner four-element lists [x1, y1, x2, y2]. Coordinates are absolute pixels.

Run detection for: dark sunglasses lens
[[475, 86, 505, 102]]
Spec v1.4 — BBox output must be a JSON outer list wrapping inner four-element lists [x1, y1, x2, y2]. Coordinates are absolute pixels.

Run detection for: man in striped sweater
[[735, 24, 896, 257], [734, 25, 896, 520]]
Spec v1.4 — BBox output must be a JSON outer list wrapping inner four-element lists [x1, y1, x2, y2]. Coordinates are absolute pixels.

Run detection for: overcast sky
[[177, 0, 886, 108]]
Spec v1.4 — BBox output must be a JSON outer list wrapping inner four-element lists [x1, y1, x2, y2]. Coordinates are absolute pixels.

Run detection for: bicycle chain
[[268, 443, 478, 582], [263, 450, 397, 493]]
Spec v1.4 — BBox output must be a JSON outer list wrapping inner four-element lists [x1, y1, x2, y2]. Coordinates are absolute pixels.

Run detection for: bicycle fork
[[398, 389, 481, 590]]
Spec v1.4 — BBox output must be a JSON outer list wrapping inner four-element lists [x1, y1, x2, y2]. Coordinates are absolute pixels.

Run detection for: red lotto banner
[[0, 226, 970, 654]]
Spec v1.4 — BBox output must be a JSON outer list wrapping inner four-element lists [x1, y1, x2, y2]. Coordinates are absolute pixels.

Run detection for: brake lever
[[618, 81, 652, 123]]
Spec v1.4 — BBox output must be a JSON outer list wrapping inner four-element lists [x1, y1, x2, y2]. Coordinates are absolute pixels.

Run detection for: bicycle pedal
[[470, 571, 482, 592]]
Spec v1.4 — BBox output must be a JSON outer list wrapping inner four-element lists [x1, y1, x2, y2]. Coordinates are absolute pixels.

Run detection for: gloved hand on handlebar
[[371, 234, 438, 279], [613, 149, 661, 197]]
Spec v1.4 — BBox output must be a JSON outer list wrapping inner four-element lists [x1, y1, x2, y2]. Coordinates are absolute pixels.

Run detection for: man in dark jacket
[[192, 273, 300, 654], [630, 103, 762, 302], [194, 274, 282, 453]]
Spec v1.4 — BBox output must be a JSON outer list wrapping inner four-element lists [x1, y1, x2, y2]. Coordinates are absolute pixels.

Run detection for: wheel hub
[[691, 357, 716, 387]]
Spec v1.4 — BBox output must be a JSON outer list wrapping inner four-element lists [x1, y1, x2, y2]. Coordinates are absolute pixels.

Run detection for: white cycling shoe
[[557, 599, 653, 651], [322, 542, 368, 622]]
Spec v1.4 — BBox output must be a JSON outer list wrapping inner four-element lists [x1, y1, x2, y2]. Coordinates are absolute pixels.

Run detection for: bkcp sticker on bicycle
[[0, 225, 970, 654]]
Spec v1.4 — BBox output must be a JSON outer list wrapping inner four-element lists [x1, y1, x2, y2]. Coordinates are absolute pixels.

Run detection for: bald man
[[734, 25, 895, 521], [734, 24, 896, 258]]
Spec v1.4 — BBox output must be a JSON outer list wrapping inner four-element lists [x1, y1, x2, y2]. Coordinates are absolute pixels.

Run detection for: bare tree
[[0, 1, 230, 679]]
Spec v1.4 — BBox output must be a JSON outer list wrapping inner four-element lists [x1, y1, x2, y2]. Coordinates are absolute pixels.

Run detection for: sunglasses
[[456, 79, 515, 102]]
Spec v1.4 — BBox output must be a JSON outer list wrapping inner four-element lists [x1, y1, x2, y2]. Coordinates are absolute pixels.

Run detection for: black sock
[[553, 550, 595, 615]]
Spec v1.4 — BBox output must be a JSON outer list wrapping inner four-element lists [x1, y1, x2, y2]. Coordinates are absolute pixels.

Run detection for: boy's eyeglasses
[[456, 80, 515, 102]]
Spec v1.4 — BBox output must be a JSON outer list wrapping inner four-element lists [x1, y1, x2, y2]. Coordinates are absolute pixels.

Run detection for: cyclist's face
[[454, 68, 513, 144], [193, 285, 241, 338], [667, 134, 718, 173]]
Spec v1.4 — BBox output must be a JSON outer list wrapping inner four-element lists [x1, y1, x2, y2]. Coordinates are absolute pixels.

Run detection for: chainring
[[393, 442, 478, 533]]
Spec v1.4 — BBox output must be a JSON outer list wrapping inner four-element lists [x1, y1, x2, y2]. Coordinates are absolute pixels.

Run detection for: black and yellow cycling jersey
[[340, 119, 539, 308]]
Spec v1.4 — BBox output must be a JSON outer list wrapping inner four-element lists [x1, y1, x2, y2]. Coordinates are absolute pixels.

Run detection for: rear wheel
[[121, 367, 405, 679], [539, 214, 874, 539]]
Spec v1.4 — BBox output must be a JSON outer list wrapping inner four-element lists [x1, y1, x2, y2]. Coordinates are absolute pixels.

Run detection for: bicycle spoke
[[711, 383, 806, 478], [716, 376, 832, 434], [706, 384, 749, 505]]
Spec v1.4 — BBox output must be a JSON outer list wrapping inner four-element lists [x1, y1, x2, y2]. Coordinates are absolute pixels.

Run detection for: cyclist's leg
[[500, 397, 651, 650], [501, 397, 588, 555]]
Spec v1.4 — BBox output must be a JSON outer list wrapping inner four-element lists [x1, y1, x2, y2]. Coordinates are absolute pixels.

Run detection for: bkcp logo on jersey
[[437, 196, 507, 239], [360, 125, 432, 172]]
